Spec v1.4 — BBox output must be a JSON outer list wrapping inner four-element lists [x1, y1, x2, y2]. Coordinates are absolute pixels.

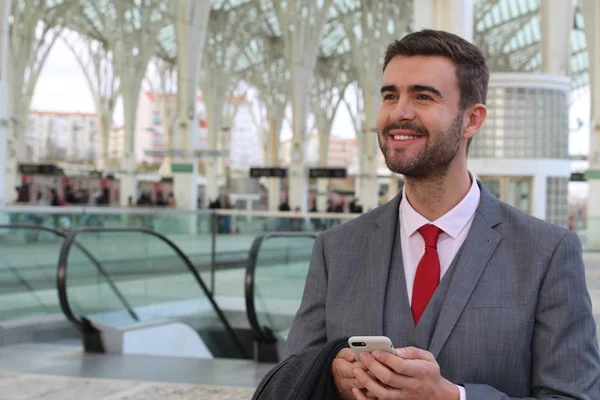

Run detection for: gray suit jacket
[[286, 182, 600, 399]]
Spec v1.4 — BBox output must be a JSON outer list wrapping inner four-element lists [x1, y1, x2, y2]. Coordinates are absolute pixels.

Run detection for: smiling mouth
[[391, 134, 423, 141]]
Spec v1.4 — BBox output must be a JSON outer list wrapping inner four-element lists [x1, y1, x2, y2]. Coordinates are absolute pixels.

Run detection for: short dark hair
[[383, 29, 489, 110]]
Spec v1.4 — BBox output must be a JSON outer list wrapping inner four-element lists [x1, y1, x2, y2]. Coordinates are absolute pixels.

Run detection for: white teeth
[[393, 135, 419, 141]]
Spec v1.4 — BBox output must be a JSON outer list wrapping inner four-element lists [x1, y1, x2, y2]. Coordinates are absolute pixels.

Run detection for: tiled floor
[[0, 343, 274, 400], [0, 372, 257, 400]]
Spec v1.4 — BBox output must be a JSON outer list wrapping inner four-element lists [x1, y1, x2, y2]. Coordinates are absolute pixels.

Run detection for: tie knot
[[418, 224, 442, 248]]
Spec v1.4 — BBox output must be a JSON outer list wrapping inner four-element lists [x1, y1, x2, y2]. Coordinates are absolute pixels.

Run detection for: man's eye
[[383, 94, 397, 101], [416, 94, 432, 100]]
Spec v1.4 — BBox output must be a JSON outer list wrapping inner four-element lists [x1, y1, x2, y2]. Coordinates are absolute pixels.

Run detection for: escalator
[[1, 223, 315, 362], [0, 224, 81, 321], [57, 227, 248, 359], [245, 232, 317, 362]]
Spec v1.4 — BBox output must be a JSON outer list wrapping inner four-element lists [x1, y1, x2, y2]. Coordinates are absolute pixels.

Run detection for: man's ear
[[463, 104, 487, 140]]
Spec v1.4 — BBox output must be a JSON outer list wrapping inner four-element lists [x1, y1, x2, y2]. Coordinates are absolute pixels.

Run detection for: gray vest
[[383, 221, 459, 351]]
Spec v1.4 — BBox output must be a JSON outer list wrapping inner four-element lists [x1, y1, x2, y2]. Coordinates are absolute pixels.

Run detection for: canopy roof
[[37, 0, 592, 91]]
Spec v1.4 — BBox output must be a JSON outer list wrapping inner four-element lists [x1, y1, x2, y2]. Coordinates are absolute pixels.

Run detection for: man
[[286, 30, 600, 399]]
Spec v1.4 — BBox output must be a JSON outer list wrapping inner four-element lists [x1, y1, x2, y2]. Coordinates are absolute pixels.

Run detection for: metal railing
[[57, 226, 249, 359], [244, 232, 317, 346], [0, 224, 137, 322]]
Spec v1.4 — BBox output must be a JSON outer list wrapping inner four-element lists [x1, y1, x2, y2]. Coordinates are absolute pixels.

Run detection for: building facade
[[108, 126, 126, 167], [280, 133, 358, 169], [134, 91, 261, 171], [468, 73, 572, 227], [27, 111, 98, 165]]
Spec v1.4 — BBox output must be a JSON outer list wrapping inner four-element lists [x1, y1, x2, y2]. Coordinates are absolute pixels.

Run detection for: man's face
[[377, 55, 466, 178]]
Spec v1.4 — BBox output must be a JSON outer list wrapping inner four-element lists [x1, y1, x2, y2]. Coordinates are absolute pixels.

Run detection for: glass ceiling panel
[[474, 0, 589, 89], [54, 0, 590, 91]]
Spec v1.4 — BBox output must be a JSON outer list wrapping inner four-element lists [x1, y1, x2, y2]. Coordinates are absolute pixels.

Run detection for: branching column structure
[[274, 0, 332, 211], [110, 0, 167, 206], [248, 35, 288, 211], [219, 82, 247, 172], [145, 57, 177, 177], [582, 0, 600, 248], [540, 0, 573, 76], [536, 0, 574, 223], [172, 0, 210, 211], [413, 0, 473, 40], [5, 0, 70, 203], [0, 0, 11, 206], [338, 0, 410, 210], [199, 4, 254, 206], [310, 54, 350, 212], [63, 32, 119, 174]]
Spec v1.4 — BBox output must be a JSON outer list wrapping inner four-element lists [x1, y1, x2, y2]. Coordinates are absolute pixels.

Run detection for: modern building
[[107, 126, 126, 167], [134, 91, 261, 171], [27, 111, 98, 165], [280, 133, 358, 169], [469, 74, 572, 226]]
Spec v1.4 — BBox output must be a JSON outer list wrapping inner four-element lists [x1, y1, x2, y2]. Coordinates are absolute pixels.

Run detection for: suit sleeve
[[462, 231, 600, 399], [285, 233, 329, 357]]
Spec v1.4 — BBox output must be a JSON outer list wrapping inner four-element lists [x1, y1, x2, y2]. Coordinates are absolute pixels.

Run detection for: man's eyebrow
[[409, 84, 443, 98], [380, 85, 397, 94]]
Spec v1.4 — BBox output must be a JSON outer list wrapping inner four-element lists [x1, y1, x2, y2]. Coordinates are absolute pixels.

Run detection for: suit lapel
[[365, 193, 403, 336], [429, 183, 503, 358]]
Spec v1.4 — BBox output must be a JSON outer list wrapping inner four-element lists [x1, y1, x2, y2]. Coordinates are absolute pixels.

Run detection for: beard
[[378, 114, 463, 179]]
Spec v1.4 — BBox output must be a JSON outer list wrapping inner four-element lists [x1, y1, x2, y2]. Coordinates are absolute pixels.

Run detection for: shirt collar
[[400, 173, 481, 239]]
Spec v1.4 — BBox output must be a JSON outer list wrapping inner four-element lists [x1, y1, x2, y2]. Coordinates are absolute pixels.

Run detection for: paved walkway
[[0, 343, 272, 400], [0, 372, 256, 400]]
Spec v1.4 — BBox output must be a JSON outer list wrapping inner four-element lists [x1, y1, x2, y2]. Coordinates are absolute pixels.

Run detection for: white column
[[540, 0, 574, 75], [173, 162, 198, 210], [531, 173, 547, 221], [119, 156, 137, 207], [172, 0, 209, 211], [267, 117, 282, 212], [268, 178, 281, 211], [205, 158, 219, 206], [0, 0, 10, 206], [277, 1, 332, 212], [288, 137, 307, 212], [582, 0, 600, 249], [536, 0, 573, 224], [316, 126, 330, 212], [358, 132, 379, 211], [388, 173, 400, 202], [358, 83, 380, 211], [119, 90, 138, 207], [199, 85, 225, 208], [413, 0, 474, 41], [316, 179, 328, 212]]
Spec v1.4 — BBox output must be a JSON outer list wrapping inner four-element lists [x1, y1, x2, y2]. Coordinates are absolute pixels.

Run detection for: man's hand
[[351, 347, 459, 400], [332, 348, 376, 400]]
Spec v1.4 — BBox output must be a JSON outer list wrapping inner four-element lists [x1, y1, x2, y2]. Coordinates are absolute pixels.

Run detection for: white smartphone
[[348, 336, 395, 361]]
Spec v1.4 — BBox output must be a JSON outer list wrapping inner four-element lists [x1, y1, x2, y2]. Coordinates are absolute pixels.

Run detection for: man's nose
[[389, 98, 416, 122]]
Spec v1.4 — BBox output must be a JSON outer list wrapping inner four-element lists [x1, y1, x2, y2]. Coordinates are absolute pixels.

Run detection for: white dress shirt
[[399, 173, 480, 400]]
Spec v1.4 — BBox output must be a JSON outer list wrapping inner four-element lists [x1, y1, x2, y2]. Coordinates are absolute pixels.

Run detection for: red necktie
[[411, 224, 443, 324]]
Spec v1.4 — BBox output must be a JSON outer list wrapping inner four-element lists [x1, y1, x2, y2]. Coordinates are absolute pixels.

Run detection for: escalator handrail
[[57, 226, 248, 359], [0, 224, 139, 324], [245, 232, 318, 343]]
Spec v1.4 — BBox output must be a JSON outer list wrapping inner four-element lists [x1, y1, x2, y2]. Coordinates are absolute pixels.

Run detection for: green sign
[[171, 163, 194, 173], [584, 169, 600, 180], [144, 149, 228, 158]]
